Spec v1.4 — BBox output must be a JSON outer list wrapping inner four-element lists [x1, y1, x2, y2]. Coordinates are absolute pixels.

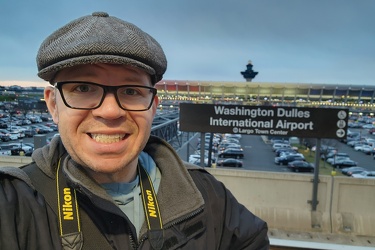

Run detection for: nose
[[91, 92, 125, 119]]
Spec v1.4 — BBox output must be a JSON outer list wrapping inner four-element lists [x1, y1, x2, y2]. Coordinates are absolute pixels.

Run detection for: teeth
[[91, 134, 125, 143]]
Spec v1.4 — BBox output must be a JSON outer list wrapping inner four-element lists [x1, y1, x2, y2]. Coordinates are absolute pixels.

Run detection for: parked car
[[8, 143, 33, 150], [320, 149, 336, 160], [189, 154, 209, 165], [0, 129, 18, 140], [224, 133, 241, 140], [10, 147, 33, 156], [221, 145, 243, 154], [351, 171, 375, 179], [218, 141, 239, 150], [287, 160, 314, 172], [272, 143, 291, 152], [347, 140, 363, 147], [332, 159, 357, 168], [41, 115, 53, 121], [355, 144, 374, 155], [49, 124, 58, 131], [222, 138, 240, 145], [365, 138, 375, 145], [341, 167, 368, 176], [0, 123, 8, 129], [218, 143, 241, 152], [275, 148, 297, 157], [7, 142, 33, 156], [0, 148, 11, 156], [216, 158, 243, 168], [362, 145, 375, 155], [327, 156, 350, 165], [323, 152, 349, 161], [29, 125, 49, 134], [0, 133, 10, 142], [38, 125, 54, 133], [9, 130, 25, 139], [27, 116, 43, 123], [24, 129, 37, 137], [218, 148, 244, 159], [313, 145, 336, 153], [275, 154, 305, 165], [21, 119, 32, 125], [271, 139, 289, 145]]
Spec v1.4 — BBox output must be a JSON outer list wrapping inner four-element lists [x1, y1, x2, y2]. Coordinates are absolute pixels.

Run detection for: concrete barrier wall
[[206, 168, 375, 237], [331, 177, 375, 236], [0, 156, 33, 167]]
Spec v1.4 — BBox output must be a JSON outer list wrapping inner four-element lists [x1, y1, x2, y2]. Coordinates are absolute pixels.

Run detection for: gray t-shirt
[[101, 151, 161, 236]]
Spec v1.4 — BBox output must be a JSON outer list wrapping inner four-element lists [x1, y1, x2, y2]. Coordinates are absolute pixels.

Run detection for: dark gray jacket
[[0, 136, 269, 250]]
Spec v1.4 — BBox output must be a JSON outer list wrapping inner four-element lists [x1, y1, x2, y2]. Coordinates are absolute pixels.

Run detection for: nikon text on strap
[[58, 162, 165, 249], [56, 157, 83, 250], [22, 159, 117, 249], [138, 165, 164, 250]]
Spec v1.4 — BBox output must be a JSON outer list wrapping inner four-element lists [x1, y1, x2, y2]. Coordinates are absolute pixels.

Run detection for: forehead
[[54, 63, 152, 84]]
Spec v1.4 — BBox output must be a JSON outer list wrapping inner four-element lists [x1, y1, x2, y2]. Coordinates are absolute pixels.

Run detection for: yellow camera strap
[[56, 158, 83, 249], [138, 164, 164, 250], [55, 159, 164, 249], [23, 158, 111, 249]]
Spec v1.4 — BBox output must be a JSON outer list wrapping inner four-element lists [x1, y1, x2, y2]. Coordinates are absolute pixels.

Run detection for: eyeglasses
[[54, 81, 157, 111]]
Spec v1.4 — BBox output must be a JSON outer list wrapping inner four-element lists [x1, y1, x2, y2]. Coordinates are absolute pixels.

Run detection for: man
[[0, 12, 269, 249]]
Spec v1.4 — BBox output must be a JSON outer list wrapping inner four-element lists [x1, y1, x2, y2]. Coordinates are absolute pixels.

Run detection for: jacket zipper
[[129, 226, 138, 249]]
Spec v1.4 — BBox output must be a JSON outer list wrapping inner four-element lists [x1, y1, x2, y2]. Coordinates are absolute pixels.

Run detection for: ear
[[44, 86, 59, 124], [151, 95, 159, 116]]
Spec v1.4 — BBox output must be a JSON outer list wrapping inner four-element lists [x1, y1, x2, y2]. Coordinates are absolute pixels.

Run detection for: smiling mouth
[[89, 134, 126, 143]]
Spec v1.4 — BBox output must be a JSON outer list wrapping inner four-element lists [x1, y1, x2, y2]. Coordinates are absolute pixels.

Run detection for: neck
[[86, 162, 138, 184]]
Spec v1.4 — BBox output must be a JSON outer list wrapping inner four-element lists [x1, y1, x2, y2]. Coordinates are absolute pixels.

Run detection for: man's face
[[44, 64, 158, 182]]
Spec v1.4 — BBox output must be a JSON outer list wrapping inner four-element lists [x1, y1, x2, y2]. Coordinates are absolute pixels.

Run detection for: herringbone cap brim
[[36, 12, 167, 84]]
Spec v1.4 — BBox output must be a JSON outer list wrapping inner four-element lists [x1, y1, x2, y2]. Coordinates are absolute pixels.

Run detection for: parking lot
[[189, 133, 289, 172], [3, 111, 375, 177], [0, 113, 58, 156], [188, 128, 375, 177]]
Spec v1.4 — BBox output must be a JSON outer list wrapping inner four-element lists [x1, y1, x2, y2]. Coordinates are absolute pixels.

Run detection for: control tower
[[241, 60, 258, 82]]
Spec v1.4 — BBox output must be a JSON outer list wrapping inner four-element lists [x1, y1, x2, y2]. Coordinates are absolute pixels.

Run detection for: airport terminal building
[[156, 80, 375, 113], [155, 62, 375, 116]]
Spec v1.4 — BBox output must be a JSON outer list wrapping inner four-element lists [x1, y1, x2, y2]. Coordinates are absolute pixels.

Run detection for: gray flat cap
[[37, 12, 167, 84]]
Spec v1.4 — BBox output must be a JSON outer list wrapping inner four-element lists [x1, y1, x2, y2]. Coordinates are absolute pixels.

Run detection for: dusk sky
[[0, 0, 374, 87]]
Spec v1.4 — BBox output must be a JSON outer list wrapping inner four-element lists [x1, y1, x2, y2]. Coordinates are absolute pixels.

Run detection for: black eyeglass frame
[[54, 81, 158, 111]]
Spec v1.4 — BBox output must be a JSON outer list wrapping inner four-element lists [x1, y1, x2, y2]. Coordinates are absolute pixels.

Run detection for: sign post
[[311, 138, 321, 211]]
